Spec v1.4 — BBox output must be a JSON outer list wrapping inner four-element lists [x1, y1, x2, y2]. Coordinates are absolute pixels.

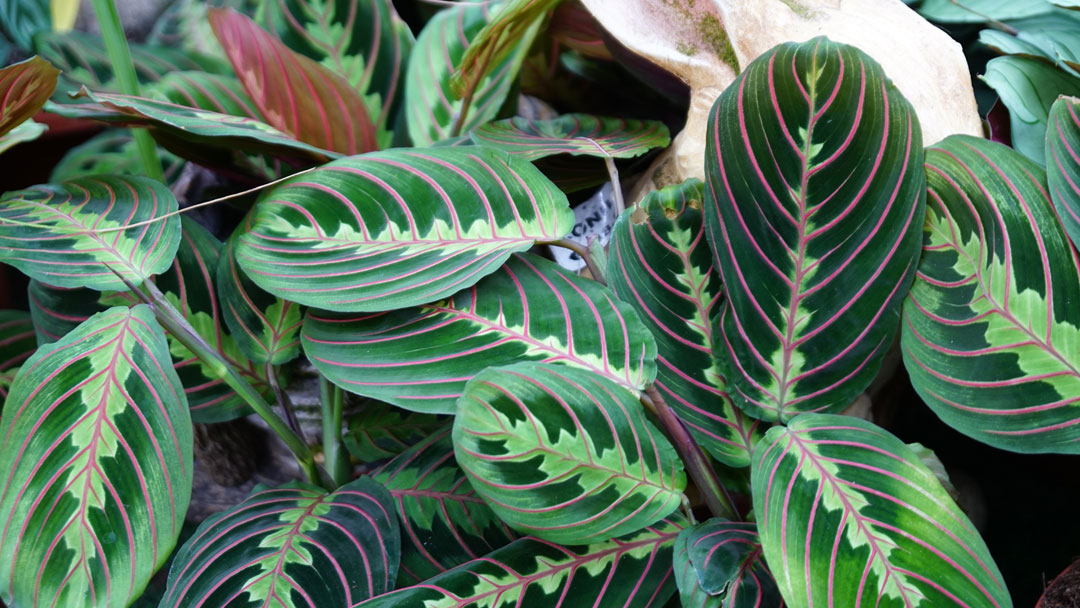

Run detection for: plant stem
[[450, 40, 496, 137], [643, 385, 739, 521], [267, 363, 306, 444], [544, 238, 606, 285], [90, 0, 163, 181], [320, 376, 350, 487], [604, 157, 626, 212]]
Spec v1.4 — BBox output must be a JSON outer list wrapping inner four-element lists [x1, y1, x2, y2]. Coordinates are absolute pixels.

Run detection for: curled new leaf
[[704, 37, 925, 421], [471, 113, 671, 161], [0, 306, 192, 607], [454, 362, 685, 545], [236, 147, 573, 312], [303, 253, 658, 414], [0, 174, 181, 290], [903, 135, 1080, 453], [752, 414, 1010, 607], [161, 477, 399, 607]]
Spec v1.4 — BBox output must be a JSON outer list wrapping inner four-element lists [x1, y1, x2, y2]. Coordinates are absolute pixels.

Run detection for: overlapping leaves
[[674, 519, 780, 608], [454, 362, 685, 545], [471, 113, 671, 161], [343, 401, 446, 462], [0, 306, 192, 607], [0, 311, 35, 401], [236, 147, 573, 312], [161, 478, 398, 607], [303, 253, 657, 413], [704, 37, 925, 421], [609, 179, 759, 467], [903, 135, 1080, 453], [752, 414, 1010, 607]]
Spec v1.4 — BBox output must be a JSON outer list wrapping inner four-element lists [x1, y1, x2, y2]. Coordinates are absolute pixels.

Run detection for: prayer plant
[[1, 1, 1079, 607]]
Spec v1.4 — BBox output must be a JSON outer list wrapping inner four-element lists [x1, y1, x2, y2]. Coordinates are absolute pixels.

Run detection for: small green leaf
[[344, 401, 447, 463]]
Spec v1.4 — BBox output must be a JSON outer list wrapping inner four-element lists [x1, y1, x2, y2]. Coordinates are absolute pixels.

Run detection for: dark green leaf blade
[[161, 477, 399, 607], [704, 37, 925, 421], [0, 174, 182, 290], [343, 401, 447, 463], [674, 519, 781, 608], [373, 430, 516, 586], [454, 362, 685, 545], [903, 135, 1080, 453], [470, 113, 671, 161], [752, 414, 1010, 607], [0, 310, 35, 402], [352, 516, 685, 608], [236, 147, 573, 312], [303, 252, 657, 414], [0, 305, 193, 607], [1046, 95, 1080, 250], [609, 179, 761, 467]]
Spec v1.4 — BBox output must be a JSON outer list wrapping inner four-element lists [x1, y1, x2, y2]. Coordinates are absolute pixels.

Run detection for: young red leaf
[[0, 56, 59, 137]]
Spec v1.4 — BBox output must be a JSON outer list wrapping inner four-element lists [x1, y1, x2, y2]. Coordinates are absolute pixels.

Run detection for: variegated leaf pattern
[[303, 253, 657, 414], [343, 400, 447, 462], [454, 362, 685, 545], [0, 174, 181, 291], [674, 519, 782, 608], [470, 114, 671, 161], [49, 130, 187, 184], [1046, 95, 1080, 251], [218, 237, 303, 366], [209, 8, 379, 156], [262, 0, 414, 148], [704, 37, 925, 422], [0, 305, 192, 607], [373, 431, 516, 586], [352, 516, 685, 608], [161, 477, 399, 607], [236, 147, 573, 312], [903, 135, 1080, 453], [0, 311, 35, 402], [0, 56, 59, 137], [609, 179, 760, 467], [404, 2, 536, 146], [752, 414, 1010, 608], [154, 71, 262, 120]]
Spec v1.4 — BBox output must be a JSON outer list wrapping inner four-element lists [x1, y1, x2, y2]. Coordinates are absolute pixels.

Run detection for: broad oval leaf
[[161, 477, 399, 607], [0, 174, 182, 290], [236, 146, 573, 312], [262, 0, 414, 148], [303, 252, 657, 413], [903, 135, 1080, 453], [373, 430, 517, 586], [344, 400, 447, 462], [471, 113, 671, 161], [209, 7, 379, 156], [1046, 95, 1080, 250], [0, 305, 193, 607], [0, 55, 58, 137], [704, 37, 925, 422], [218, 237, 303, 366], [0, 310, 35, 402], [674, 519, 781, 608], [404, 2, 535, 146], [752, 413, 1010, 608], [353, 516, 685, 608], [609, 179, 760, 467], [454, 362, 685, 545]]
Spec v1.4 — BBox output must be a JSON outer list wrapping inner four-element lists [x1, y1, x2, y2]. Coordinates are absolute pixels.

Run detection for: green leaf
[[674, 519, 781, 608], [470, 113, 671, 161], [262, 0, 414, 149], [978, 10, 1080, 77], [0, 0, 50, 52], [343, 400, 447, 463], [373, 431, 516, 586], [353, 516, 685, 608], [0, 174, 182, 291], [303, 252, 658, 414], [404, 2, 537, 146], [703, 37, 925, 422], [46, 88, 338, 170], [609, 179, 761, 467], [217, 237, 303, 366], [0, 310, 35, 402], [0, 55, 58, 137], [1046, 95, 1080, 251], [153, 70, 262, 119], [48, 130, 186, 183], [209, 7, 379, 156], [161, 477, 399, 607], [981, 55, 1080, 165], [236, 146, 573, 312], [0, 118, 45, 155], [903, 135, 1080, 453], [454, 362, 685, 545], [0, 305, 193, 607], [752, 413, 1011, 607], [918, 0, 1053, 22]]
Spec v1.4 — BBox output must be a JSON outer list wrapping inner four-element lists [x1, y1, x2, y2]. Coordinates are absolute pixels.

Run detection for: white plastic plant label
[[549, 182, 618, 272]]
